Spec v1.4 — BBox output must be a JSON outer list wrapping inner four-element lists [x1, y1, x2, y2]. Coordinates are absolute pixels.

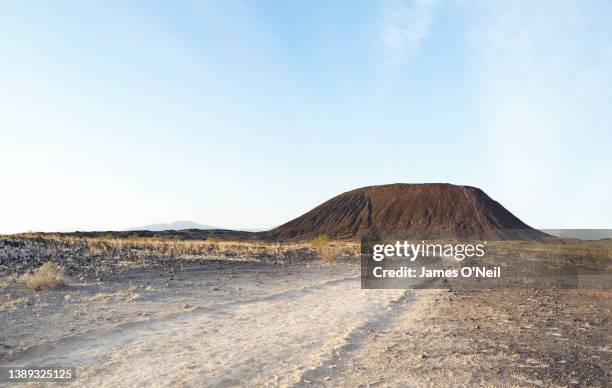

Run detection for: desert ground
[[0, 236, 610, 387]]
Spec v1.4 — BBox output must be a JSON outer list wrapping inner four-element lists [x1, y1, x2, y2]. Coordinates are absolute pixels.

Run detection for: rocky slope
[[270, 183, 543, 240]]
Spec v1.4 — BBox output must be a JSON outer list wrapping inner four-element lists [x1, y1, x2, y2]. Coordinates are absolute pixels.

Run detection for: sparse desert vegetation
[[311, 234, 342, 262], [0, 233, 609, 386], [0, 295, 28, 312], [1, 234, 610, 282], [483, 239, 612, 270], [311, 234, 330, 250], [0, 274, 20, 290], [0, 234, 360, 280]]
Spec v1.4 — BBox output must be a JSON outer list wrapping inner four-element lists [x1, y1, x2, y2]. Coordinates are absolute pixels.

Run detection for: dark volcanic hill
[[270, 183, 544, 240]]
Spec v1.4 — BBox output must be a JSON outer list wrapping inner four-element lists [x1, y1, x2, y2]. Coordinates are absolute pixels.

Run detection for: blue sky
[[1, 0, 610, 233]]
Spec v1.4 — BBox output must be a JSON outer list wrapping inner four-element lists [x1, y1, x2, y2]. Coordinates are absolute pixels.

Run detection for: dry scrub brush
[[71, 235, 357, 261], [320, 246, 341, 262], [312, 235, 330, 250], [8, 235, 360, 268], [25, 262, 67, 290], [310, 235, 342, 262], [485, 240, 611, 269]]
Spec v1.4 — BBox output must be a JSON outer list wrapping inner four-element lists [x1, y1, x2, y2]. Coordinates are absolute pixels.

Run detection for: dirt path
[[4, 261, 607, 387], [2, 276, 409, 387]]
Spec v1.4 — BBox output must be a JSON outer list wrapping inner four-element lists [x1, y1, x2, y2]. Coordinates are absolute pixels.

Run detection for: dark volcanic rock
[[269, 183, 545, 240]]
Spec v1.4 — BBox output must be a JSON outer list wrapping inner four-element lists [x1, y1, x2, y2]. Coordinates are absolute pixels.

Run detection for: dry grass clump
[[25, 262, 67, 291], [312, 235, 330, 250], [310, 235, 341, 262], [0, 296, 28, 312], [0, 275, 20, 290], [581, 249, 610, 268], [320, 246, 340, 262]]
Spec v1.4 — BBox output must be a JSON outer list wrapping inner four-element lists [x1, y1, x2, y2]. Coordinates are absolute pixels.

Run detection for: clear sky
[[1, 0, 611, 233]]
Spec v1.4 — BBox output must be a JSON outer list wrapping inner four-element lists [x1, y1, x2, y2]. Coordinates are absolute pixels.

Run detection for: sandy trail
[[4, 276, 408, 387]]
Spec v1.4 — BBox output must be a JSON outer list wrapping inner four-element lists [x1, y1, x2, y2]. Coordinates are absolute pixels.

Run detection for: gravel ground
[[0, 237, 610, 387]]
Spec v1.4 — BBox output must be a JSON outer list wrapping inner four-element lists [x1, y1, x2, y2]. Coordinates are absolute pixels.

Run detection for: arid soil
[[0, 237, 610, 387], [307, 289, 611, 387]]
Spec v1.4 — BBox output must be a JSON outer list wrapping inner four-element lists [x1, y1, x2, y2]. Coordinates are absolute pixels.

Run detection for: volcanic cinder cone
[[270, 183, 545, 241]]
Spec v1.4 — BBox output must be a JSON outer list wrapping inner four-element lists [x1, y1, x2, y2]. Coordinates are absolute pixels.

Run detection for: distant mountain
[[541, 229, 612, 240], [126, 221, 217, 232], [269, 183, 545, 240]]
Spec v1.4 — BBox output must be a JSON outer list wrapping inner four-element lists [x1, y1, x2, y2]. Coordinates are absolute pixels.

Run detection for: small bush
[[25, 262, 67, 291], [321, 247, 340, 262], [310, 235, 339, 262], [312, 235, 330, 250]]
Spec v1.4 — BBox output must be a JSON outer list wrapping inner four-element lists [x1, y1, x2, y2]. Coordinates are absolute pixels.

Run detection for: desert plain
[[0, 234, 610, 387]]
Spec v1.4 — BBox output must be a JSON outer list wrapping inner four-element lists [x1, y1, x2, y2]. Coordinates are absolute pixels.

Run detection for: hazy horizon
[[14, 219, 273, 234], [1, 0, 611, 234]]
